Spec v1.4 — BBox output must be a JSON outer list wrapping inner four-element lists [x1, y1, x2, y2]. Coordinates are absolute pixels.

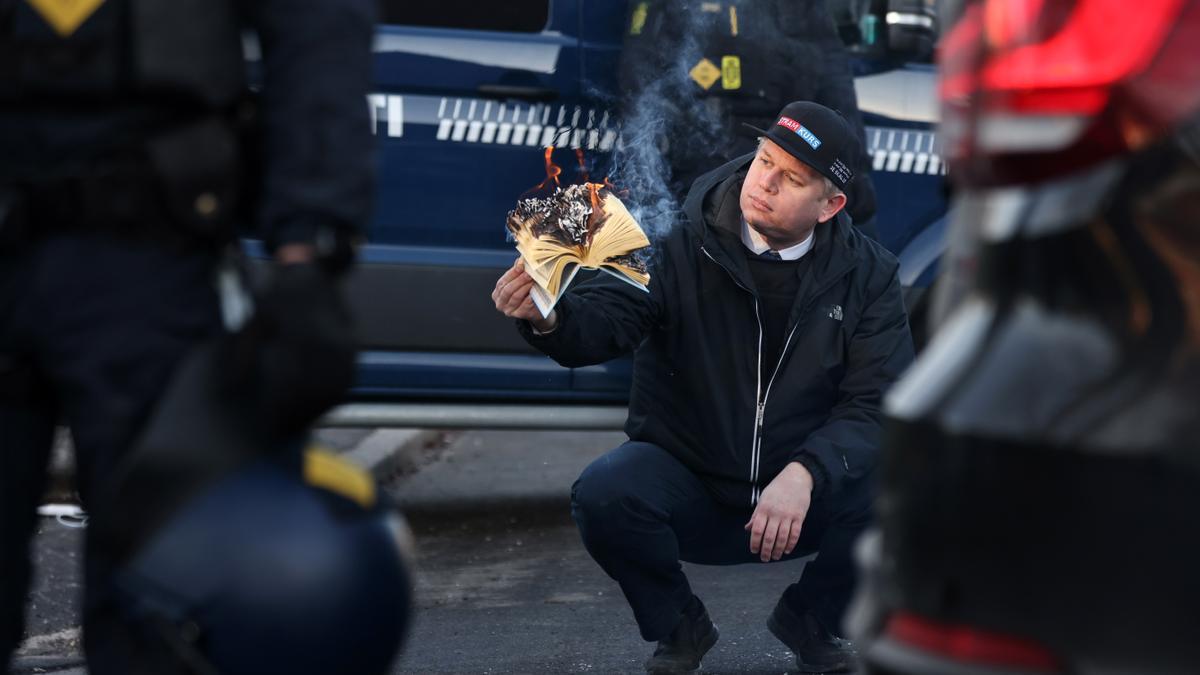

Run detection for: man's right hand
[[492, 259, 558, 333]]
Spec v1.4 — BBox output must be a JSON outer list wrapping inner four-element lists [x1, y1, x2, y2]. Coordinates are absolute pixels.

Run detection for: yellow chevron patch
[[24, 0, 105, 37], [690, 58, 721, 90], [304, 446, 376, 508]]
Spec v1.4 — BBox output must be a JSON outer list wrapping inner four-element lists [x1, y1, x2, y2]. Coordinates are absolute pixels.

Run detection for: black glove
[[226, 263, 357, 438]]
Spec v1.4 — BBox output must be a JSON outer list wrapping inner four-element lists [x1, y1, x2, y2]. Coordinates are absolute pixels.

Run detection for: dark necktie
[[760, 250, 783, 261]]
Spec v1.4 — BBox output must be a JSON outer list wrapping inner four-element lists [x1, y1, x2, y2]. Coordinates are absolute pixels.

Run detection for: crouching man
[[492, 101, 913, 674]]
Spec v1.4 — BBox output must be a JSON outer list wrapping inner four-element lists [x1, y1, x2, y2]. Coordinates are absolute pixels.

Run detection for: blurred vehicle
[[849, 0, 1200, 672], [279, 0, 946, 425]]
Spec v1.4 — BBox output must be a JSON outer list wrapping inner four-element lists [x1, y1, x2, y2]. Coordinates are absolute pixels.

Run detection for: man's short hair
[[755, 136, 843, 199]]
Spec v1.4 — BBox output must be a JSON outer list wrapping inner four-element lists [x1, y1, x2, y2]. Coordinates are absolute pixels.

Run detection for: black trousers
[[570, 441, 873, 642], [0, 234, 220, 672]]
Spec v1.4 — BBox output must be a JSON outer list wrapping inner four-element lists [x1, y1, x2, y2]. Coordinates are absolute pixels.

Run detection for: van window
[[379, 1, 550, 33]]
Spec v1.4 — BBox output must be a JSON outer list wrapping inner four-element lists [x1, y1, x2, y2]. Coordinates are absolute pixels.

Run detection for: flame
[[584, 181, 606, 243], [575, 149, 590, 183], [537, 146, 562, 191], [598, 175, 629, 200], [586, 182, 603, 211]]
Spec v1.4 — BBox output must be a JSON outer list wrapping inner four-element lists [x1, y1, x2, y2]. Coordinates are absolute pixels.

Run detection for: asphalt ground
[[15, 429, 815, 674], [389, 430, 812, 675]]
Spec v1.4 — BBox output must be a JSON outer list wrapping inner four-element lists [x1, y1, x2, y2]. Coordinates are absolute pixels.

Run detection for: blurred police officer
[[0, 0, 377, 671], [619, 0, 879, 236]]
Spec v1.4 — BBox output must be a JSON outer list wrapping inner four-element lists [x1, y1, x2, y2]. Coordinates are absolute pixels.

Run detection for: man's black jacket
[[520, 154, 914, 507]]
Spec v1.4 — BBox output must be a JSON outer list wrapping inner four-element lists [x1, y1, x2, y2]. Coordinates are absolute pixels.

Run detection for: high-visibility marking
[[690, 58, 721, 90], [721, 56, 741, 90], [424, 95, 621, 151], [25, 0, 105, 37], [729, 6, 739, 36], [368, 94, 385, 130], [304, 447, 375, 508], [899, 133, 914, 173], [368, 94, 403, 138], [700, 2, 721, 12], [388, 96, 403, 137], [886, 149, 901, 171], [865, 127, 945, 175], [630, 2, 648, 35], [390, 94, 940, 175]]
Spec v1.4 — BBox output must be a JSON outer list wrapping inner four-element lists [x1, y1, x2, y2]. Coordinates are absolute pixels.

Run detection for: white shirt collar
[[741, 219, 814, 260]]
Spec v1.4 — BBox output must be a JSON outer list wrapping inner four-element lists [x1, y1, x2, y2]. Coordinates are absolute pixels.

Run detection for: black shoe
[[766, 600, 857, 673], [644, 596, 720, 674]]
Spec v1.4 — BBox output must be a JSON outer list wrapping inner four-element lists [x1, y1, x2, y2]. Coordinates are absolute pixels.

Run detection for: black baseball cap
[[745, 101, 858, 192]]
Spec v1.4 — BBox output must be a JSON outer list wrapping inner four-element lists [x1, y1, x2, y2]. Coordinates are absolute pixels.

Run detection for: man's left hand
[[745, 462, 814, 562]]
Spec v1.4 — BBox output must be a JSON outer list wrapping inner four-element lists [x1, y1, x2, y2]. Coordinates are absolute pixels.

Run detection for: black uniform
[[618, 0, 879, 232], [519, 153, 913, 639], [0, 1, 375, 671]]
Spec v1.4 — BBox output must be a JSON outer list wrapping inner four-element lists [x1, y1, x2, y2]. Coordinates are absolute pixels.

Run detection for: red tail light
[[885, 611, 1063, 672], [938, 0, 1200, 186]]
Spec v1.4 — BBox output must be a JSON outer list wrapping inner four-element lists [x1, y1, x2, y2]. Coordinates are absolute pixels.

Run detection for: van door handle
[[477, 84, 559, 102]]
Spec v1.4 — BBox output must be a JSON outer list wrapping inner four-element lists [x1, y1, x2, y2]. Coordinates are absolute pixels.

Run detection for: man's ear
[[819, 192, 848, 223]]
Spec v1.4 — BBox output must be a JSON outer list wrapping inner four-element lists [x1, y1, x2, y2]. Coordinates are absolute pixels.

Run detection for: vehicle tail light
[[938, 0, 1200, 186], [884, 611, 1064, 672]]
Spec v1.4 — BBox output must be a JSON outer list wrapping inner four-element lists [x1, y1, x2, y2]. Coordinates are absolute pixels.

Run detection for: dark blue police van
[[333, 0, 945, 426]]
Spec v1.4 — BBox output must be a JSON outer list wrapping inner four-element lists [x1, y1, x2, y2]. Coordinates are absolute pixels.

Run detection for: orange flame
[[537, 146, 562, 191], [575, 149, 591, 184], [584, 181, 606, 243], [600, 175, 628, 199], [586, 182, 603, 211]]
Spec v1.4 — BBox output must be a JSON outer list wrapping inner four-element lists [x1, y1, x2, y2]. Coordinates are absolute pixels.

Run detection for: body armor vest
[[0, 0, 255, 241], [1, 0, 245, 108]]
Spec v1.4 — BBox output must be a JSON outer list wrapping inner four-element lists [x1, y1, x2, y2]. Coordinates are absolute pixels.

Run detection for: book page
[[508, 186, 651, 313], [598, 263, 650, 291], [528, 245, 585, 297], [580, 194, 651, 269], [528, 263, 579, 318]]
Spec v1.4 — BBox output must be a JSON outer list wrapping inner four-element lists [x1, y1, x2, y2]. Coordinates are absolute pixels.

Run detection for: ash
[[510, 185, 593, 245], [605, 251, 649, 274]]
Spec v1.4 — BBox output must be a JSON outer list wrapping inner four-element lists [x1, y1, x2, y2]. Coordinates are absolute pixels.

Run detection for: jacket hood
[[682, 152, 862, 292]]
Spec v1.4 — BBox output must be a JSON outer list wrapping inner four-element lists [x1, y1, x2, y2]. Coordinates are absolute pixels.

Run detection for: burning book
[[506, 182, 651, 317]]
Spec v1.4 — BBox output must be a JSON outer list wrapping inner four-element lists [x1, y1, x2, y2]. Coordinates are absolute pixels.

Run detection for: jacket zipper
[[702, 246, 766, 505], [703, 245, 852, 505], [754, 325, 799, 502]]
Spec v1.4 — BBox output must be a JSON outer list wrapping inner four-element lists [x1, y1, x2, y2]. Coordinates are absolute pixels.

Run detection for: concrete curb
[[338, 428, 442, 479]]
